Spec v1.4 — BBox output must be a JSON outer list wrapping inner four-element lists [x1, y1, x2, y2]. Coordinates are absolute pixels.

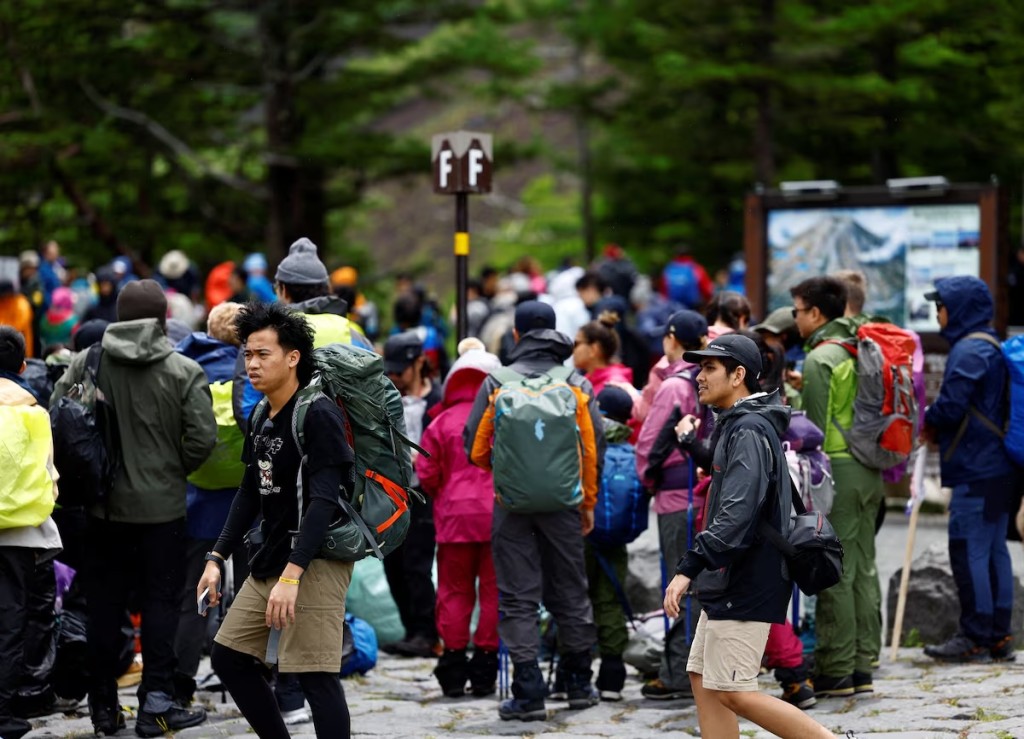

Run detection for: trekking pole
[[659, 556, 670, 636], [684, 456, 695, 646], [498, 639, 509, 700], [890, 447, 927, 662]]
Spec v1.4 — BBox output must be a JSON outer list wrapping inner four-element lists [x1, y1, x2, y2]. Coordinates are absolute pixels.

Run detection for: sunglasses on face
[[792, 306, 812, 318]]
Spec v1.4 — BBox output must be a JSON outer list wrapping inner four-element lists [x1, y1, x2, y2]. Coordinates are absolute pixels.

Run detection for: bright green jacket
[[802, 317, 864, 459]]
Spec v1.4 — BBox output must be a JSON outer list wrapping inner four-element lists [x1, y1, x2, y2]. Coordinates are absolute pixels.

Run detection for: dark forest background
[[2, 0, 1022, 292]]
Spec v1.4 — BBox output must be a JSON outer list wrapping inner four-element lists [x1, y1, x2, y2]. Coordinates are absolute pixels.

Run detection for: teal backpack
[[252, 343, 426, 561], [489, 366, 586, 513]]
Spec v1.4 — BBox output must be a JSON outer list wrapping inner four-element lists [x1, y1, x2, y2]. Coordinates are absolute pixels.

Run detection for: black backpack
[[49, 346, 120, 508], [747, 414, 844, 597]]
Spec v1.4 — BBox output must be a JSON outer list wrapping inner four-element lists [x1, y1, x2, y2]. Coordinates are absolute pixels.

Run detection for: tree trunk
[[259, 1, 327, 267], [753, 0, 777, 186]]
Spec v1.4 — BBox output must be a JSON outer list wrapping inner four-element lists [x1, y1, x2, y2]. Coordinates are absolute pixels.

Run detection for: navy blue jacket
[[924, 276, 1014, 486]]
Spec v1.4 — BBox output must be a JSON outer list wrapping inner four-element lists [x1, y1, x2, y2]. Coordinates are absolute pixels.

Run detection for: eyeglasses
[[791, 306, 812, 318], [935, 301, 945, 312]]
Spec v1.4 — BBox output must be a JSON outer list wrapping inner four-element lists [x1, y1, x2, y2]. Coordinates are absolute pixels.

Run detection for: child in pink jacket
[[415, 348, 502, 698]]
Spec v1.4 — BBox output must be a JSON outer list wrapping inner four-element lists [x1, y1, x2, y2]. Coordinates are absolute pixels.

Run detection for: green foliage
[[3, 0, 1024, 285], [0, 0, 529, 272], [903, 627, 924, 647]]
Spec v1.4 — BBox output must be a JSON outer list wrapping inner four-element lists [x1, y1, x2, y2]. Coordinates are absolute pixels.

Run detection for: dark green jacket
[[52, 319, 217, 523]]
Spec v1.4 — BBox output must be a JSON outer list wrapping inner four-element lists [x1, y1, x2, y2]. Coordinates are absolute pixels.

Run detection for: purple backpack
[[782, 412, 835, 515]]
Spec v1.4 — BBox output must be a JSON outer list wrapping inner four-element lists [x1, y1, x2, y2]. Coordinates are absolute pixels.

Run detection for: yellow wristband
[[279, 576, 301, 585]]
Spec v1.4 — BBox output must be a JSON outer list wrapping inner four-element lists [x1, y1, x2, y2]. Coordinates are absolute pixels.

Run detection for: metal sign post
[[432, 131, 493, 341]]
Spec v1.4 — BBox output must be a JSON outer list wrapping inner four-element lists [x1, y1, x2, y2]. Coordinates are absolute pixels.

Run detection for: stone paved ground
[[18, 649, 1024, 738], [21, 514, 1024, 738]]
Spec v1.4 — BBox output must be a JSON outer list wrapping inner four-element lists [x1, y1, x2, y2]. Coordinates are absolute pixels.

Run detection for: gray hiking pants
[[492, 506, 597, 664]]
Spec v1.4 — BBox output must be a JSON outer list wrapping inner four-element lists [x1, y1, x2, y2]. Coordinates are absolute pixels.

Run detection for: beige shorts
[[214, 558, 353, 673], [685, 610, 771, 692]]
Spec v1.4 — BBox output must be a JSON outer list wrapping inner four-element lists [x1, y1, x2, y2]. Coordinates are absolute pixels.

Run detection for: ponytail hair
[[578, 311, 621, 362]]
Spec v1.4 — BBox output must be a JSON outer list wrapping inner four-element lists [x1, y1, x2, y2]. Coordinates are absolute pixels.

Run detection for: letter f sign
[[439, 149, 453, 189]]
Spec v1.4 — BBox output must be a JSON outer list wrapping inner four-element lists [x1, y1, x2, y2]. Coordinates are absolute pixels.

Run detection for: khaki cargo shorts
[[686, 610, 771, 692], [214, 558, 354, 673]]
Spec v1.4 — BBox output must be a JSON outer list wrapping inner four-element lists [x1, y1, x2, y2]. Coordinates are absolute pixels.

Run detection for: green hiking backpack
[[490, 365, 585, 513], [252, 343, 426, 562], [187, 381, 246, 491]]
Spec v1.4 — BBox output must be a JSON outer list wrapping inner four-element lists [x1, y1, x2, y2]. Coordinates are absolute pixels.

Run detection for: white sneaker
[[600, 689, 623, 702], [282, 707, 311, 725]]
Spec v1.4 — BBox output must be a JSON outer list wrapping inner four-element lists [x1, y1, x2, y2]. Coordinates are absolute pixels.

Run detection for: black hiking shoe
[[91, 706, 126, 737], [781, 679, 817, 709], [134, 704, 206, 737], [813, 674, 854, 697], [467, 649, 498, 697], [991, 635, 1016, 662], [924, 634, 992, 664], [852, 671, 873, 694], [498, 697, 546, 721], [434, 649, 469, 697], [641, 678, 693, 700]]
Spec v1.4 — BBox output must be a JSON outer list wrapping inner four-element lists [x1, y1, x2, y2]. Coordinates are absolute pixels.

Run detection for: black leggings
[[211, 643, 350, 739]]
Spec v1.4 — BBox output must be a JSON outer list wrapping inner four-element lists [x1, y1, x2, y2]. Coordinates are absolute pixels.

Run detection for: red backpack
[[826, 323, 918, 470]]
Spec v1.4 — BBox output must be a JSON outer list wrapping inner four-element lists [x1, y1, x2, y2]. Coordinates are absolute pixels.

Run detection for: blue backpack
[[662, 261, 701, 308], [589, 442, 648, 547], [341, 613, 378, 677], [961, 332, 1024, 467]]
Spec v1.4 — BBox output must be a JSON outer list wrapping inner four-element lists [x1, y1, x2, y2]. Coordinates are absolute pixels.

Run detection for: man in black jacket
[[664, 334, 832, 739]]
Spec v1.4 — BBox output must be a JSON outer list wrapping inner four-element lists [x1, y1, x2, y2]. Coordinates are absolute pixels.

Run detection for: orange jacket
[[0, 294, 35, 358]]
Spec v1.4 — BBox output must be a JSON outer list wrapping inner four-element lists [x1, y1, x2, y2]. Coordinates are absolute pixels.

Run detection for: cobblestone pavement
[[21, 515, 1024, 738], [20, 648, 1024, 738]]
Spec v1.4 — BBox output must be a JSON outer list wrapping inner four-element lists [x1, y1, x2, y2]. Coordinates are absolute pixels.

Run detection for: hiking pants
[[656, 508, 698, 688], [0, 547, 34, 738], [584, 541, 629, 658], [492, 507, 596, 664], [948, 478, 1015, 646], [83, 517, 186, 714], [436, 542, 499, 651], [814, 459, 883, 677], [383, 492, 437, 643]]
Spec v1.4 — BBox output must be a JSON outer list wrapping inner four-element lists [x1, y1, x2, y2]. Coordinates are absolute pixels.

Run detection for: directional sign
[[432, 131, 493, 194]]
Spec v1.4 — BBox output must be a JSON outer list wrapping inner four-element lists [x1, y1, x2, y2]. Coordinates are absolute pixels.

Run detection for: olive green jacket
[[52, 319, 216, 523]]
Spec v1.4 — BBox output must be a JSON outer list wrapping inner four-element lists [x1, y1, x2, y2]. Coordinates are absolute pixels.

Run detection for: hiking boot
[[391, 634, 442, 658], [924, 634, 992, 664], [567, 683, 600, 709], [852, 671, 873, 694], [595, 656, 626, 703], [560, 650, 599, 710], [134, 704, 206, 737], [991, 635, 1016, 662], [91, 706, 126, 737], [548, 669, 567, 701], [641, 678, 693, 701], [467, 649, 498, 697], [813, 674, 854, 698], [0, 717, 33, 739], [498, 697, 546, 721], [434, 648, 469, 698], [781, 679, 817, 709]]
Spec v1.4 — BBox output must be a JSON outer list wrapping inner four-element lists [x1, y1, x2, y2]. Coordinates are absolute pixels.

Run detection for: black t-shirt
[[215, 390, 354, 579]]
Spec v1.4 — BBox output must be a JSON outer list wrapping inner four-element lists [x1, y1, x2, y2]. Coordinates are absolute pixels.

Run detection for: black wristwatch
[[204, 551, 226, 580]]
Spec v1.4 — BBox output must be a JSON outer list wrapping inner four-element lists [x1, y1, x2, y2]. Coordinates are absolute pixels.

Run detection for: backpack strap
[[943, 332, 1008, 461], [85, 344, 103, 386], [820, 338, 858, 357], [736, 415, 805, 560], [491, 367, 524, 386]]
